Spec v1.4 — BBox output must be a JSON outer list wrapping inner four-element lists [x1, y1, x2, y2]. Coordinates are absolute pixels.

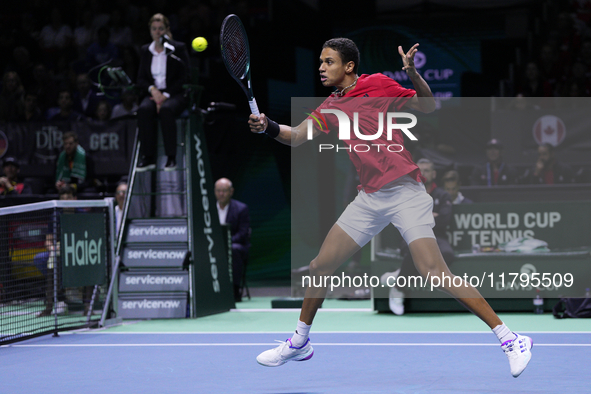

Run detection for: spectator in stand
[[31, 64, 59, 113], [18, 91, 43, 122], [9, 13, 41, 63], [518, 62, 554, 97], [55, 131, 95, 193], [569, 61, 591, 95], [0, 157, 32, 196], [6, 47, 36, 90], [37, 186, 73, 317], [72, 73, 102, 118], [470, 139, 518, 186], [86, 27, 120, 69], [538, 44, 561, 87], [442, 170, 473, 204], [38, 8, 73, 62], [111, 89, 138, 119], [109, 9, 134, 48], [114, 181, 128, 234], [49, 90, 85, 122], [74, 10, 96, 60], [0, 72, 25, 122], [38, 185, 95, 317], [93, 100, 112, 122], [524, 143, 574, 184], [51, 55, 74, 90], [88, 0, 111, 32]]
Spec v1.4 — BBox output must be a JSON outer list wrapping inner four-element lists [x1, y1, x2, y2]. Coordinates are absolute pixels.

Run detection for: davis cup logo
[[414, 51, 426, 69], [533, 115, 566, 146]]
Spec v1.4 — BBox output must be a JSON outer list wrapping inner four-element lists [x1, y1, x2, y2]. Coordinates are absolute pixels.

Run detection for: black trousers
[[137, 94, 185, 158], [231, 244, 249, 287]]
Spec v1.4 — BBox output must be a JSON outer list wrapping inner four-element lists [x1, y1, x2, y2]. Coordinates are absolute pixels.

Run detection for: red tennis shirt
[[313, 73, 422, 193]]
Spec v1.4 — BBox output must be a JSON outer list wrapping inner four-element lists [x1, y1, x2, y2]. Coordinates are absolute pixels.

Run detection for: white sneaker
[[256, 338, 314, 367], [380, 269, 404, 315], [380, 269, 400, 287], [53, 301, 68, 315], [501, 332, 533, 377]]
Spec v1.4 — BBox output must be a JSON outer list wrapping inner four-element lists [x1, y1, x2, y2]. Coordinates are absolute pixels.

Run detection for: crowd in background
[[0, 0, 242, 123], [0, 0, 590, 199], [511, 1, 591, 98]]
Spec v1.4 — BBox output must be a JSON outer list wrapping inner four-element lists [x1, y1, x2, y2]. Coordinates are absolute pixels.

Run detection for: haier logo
[[121, 300, 181, 309], [63, 231, 103, 267], [125, 275, 185, 286]]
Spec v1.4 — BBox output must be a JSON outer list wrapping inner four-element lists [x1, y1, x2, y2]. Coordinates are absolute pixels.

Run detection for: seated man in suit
[[215, 178, 250, 302]]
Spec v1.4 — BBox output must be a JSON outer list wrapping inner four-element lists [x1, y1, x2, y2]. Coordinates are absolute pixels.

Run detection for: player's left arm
[[399, 44, 436, 113]]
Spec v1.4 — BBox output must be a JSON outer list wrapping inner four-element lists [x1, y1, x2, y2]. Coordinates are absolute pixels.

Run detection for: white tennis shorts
[[337, 174, 435, 247]]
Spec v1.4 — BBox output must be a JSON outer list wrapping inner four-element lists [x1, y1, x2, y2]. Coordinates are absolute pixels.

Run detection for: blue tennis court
[[2, 328, 590, 393]]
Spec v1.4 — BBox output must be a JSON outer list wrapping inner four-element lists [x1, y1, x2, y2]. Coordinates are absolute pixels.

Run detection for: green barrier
[[187, 112, 235, 317], [61, 213, 107, 287]]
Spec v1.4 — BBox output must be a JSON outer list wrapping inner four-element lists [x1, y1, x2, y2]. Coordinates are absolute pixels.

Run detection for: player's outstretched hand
[[248, 113, 267, 134], [398, 43, 419, 76]]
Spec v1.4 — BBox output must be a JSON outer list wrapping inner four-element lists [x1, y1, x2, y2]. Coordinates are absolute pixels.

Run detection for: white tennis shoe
[[380, 269, 404, 315], [256, 338, 314, 367], [501, 332, 533, 377]]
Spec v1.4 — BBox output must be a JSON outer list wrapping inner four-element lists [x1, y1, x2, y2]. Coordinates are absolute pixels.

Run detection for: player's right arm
[[248, 113, 321, 147]]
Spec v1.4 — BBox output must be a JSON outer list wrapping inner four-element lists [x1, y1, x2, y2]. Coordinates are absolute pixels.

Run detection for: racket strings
[[221, 19, 249, 78]]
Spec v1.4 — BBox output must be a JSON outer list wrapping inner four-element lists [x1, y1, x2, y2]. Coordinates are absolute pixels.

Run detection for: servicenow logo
[[126, 250, 186, 259], [121, 300, 181, 309], [125, 275, 185, 286], [128, 226, 187, 236]]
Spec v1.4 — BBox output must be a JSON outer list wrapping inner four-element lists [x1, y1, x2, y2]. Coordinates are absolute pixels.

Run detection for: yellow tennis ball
[[192, 37, 208, 52]]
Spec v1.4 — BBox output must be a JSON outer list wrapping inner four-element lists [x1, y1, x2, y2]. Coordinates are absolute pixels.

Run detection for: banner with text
[[0, 119, 136, 177], [447, 201, 591, 251], [60, 213, 107, 287]]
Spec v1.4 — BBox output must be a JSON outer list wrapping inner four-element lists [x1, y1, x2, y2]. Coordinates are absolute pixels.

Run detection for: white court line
[[7, 342, 591, 348], [76, 331, 591, 335], [231, 308, 373, 312]]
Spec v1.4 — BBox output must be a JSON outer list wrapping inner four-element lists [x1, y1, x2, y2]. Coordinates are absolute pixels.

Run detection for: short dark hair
[[58, 184, 76, 197], [442, 170, 460, 184], [417, 158, 434, 168], [322, 38, 360, 74], [63, 131, 78, 142]]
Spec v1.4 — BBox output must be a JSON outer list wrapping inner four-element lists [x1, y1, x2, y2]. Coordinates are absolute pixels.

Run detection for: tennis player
[[248, 38, 532, 377]]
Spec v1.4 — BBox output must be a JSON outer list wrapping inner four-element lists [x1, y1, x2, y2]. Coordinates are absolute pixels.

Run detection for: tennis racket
[[220, 14, 260, 117]]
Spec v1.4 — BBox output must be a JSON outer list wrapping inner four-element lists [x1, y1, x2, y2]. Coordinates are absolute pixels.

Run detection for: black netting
[[0, 205, 112, 345], [221, 16, 249, 79]]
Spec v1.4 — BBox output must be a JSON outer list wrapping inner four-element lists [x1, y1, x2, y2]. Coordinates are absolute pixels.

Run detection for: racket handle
[[249, 98, 260, 117]]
